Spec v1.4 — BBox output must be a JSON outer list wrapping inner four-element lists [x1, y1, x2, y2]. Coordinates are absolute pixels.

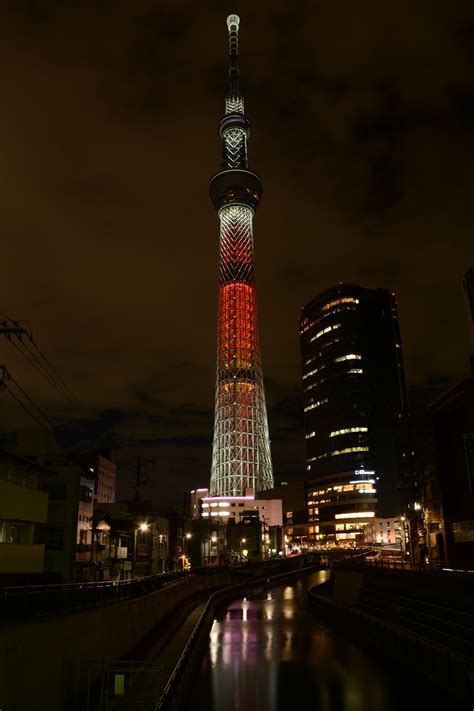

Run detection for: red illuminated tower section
[[209, 15, 273, 497]]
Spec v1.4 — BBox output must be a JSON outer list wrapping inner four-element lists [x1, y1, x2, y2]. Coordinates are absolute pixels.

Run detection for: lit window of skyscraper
[[301, 284, 408, 542]]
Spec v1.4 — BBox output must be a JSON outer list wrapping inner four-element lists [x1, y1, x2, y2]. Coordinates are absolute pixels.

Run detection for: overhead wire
[[4, 383, 53, 433], [28, 338, 81, 405], [7, 337, 72, 401], [7, 372, 55, 427], [0, 316, 78, 405], [22, 338, 78, 405], [0, 312, 96, 421]]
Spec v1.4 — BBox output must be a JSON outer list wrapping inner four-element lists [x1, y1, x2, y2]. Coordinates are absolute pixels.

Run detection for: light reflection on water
[[191, 570, 460, 711]]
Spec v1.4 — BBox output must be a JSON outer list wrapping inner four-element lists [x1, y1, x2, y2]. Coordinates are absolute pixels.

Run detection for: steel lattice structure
[[209, 15, 273, 497]]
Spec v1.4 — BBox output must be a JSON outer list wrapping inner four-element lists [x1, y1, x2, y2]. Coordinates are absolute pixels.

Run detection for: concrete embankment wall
[[309, 568, 474, 706], [0, 572, 232, 711]]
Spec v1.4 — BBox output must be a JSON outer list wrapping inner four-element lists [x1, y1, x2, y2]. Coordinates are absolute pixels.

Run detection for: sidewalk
[[109, 599, 207, 709]]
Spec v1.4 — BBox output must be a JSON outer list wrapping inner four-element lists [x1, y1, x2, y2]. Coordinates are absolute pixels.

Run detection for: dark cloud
[[0, 1, 473, 504]]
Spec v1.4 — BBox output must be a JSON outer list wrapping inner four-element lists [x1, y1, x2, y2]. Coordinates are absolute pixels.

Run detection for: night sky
[[1, 1, 473, 505]]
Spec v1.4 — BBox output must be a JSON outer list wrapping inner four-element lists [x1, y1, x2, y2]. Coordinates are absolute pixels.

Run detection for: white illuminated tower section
[[209, 15, 273, 497]]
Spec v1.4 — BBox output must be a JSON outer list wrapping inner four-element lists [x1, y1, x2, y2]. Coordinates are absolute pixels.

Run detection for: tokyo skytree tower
[[209, 15, 273, 497]]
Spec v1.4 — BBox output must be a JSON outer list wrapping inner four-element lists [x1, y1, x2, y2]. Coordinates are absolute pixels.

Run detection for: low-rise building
[[190, 487, 282, 527], [259, 480, 309, 550], [188, 487, 283, 563], [14, 431, 95, 583], [362, 517, 403, 548], [0, 449, 48, 583], [79, 449, 117, 504]]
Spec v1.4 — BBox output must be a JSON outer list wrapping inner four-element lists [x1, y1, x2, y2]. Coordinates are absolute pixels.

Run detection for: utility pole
[[0, 365, 6, 391]]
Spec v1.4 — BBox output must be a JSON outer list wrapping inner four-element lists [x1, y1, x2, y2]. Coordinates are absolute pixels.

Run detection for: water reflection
[[190, 570, 462, 711]]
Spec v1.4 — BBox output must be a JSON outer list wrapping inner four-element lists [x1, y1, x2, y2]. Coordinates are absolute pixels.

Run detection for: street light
[[209, 535, 218, 567], [182, 533, 192, 570], [240, 537, 246, 563]]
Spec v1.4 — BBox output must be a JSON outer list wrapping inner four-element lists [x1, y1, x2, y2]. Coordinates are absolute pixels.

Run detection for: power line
[[8, 337, 71, 401], [4, 383, 53, 433], [22, 338, 77, 405], [29, 337, 81, 405], [0, 312, 95, 418], [1, 317, 75, 403], [7, 373, 55, 427]]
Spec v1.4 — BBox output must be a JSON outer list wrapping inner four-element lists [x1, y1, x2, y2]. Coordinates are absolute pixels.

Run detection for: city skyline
[[0, 3, 473, 504]]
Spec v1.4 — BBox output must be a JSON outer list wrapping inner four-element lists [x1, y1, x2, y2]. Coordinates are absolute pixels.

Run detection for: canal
[[186, 570, 462, 711]]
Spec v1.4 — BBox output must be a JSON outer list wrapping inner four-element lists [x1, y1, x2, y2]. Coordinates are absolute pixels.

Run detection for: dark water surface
[[187, 571, 465, 711]]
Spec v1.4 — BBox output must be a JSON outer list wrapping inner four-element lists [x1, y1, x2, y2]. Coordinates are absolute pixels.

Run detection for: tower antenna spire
[[209, 15, 273, 498], [227, 14, 240, 97]]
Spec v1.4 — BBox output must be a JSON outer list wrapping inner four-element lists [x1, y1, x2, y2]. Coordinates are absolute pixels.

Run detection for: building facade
[[0, 449, 48, 582], [209, 15, 273, 497], [92, 451, 117, 504], [301, 284, 408, 543], [462, 267, 474, 375], [363, 516, 404, 548], [188, 486, 282, 564], [190, 487, 282, 527], [14, 431, 95, 582], [429, 378, 474, 562]]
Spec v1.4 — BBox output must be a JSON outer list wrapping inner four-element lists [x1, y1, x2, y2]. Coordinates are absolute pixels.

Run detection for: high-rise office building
[[301, 284, 408, 543], [209, 15, 273, 497]]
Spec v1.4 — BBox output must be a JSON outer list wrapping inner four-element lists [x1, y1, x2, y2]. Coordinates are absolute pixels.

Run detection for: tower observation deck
[[209, 15, 273, 497]]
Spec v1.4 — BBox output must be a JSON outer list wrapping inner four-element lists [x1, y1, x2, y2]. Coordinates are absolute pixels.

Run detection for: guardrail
[[0, 569, 192, 624], [341, 556, 474, 573], [0, 556, 314, 625], [307, 579, 474, 705]]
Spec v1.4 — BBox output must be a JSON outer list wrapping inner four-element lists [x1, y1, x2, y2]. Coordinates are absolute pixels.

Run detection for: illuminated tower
[[209, 15, 273, 497]]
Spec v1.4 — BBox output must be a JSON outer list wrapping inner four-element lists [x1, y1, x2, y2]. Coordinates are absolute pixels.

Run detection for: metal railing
[[307, 578, 474, 705], [0, 569, 192, 624], [348, 556, 474, 573], [0, 554, 318, 626]]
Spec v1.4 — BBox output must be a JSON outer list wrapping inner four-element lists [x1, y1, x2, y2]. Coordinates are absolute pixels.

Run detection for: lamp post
[[184, 532, 191, 570], [240, 537, 246, 563], [210, 535, 217, 567], [89, 519, 96, 582], [400, 515, 408, 558], [133, 522, 149, 578]]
